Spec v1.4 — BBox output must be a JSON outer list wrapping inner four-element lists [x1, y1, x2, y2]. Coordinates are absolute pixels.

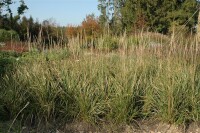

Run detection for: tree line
[[0, 0, 200, 44], [0, 0, 66, 43], [98, 0, 200, 34]]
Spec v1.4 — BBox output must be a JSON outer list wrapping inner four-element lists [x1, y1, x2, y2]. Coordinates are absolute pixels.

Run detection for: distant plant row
[[0, 0, 199, 44]]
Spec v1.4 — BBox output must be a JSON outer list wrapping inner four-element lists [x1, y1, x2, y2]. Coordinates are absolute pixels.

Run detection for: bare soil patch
[[51, 121, 200, 133], [0, 42, 29, 53]]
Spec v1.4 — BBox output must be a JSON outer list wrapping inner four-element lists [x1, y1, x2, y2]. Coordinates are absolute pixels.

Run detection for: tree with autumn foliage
[[65, 25, 81, 38], [66, 14, 101, 43], [81, 14, 101, 40], [65, 14, 102, 48]]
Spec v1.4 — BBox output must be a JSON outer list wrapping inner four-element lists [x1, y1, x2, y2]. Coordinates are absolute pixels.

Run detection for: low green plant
[[0, 51, 21, 77], [0, 29, 19, 42], [97, 36, 119, 51]]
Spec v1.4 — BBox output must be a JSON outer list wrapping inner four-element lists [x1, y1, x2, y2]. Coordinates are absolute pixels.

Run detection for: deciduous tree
[[98, 0, 200, 34]]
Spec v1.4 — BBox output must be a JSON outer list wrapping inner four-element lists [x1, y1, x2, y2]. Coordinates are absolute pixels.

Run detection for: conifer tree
[[98, 0, 200, 34], [0, 0, 28, 30]]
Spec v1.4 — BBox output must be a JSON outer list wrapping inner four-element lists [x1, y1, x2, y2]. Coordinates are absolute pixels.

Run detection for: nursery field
[[1, 32, 200, 132]]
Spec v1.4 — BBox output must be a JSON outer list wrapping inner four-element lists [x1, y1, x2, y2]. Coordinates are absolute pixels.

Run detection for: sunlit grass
[[1, 31, 200, 131]]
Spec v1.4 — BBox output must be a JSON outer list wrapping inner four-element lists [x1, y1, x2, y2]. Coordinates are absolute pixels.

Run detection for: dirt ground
[[0, 42, 29, 53], [57, 121, 200, 133], [2, 119, 200, 133]]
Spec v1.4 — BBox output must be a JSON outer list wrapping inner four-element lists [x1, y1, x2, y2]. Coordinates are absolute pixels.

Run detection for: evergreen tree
[[98, 0, 200, 34], [0, 0, 28, 30]]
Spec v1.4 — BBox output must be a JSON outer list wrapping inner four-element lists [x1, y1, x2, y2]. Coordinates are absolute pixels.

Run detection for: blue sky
[[12, 0, 100, 26]]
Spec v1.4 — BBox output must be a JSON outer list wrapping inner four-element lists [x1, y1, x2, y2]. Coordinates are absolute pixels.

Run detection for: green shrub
[[0, 57, 16, 77], [0, 51, 21, 58], [98, 36, 119, 51], [0, 51, 21, 77], [0, 29, 19, 42]]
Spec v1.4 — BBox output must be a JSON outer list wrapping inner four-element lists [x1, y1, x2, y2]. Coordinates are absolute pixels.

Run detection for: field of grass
[[1, 32, 200, 132]]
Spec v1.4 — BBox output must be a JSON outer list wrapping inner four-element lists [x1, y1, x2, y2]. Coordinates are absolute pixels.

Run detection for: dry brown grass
[[0, 41, 29, 53]]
